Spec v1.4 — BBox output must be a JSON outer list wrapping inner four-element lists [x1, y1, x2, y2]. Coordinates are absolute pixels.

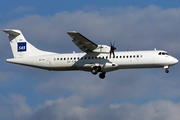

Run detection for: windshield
[[158, 52, 170, 55]]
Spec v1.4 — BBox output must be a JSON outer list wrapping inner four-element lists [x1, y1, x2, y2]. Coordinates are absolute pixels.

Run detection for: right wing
[[67, 31, 98, 53]]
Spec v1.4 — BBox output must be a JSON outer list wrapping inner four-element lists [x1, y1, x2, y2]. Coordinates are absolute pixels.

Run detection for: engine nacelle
[[92, 45, 110, 53]]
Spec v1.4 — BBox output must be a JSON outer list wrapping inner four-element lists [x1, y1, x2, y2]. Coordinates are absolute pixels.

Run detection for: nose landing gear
[[164, 66, 169, 73], [165, 68, 169, 73]]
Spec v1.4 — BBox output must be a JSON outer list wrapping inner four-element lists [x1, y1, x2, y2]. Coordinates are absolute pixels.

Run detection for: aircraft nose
[[175, 58, 178, 64], [172, 57, 178, 65]]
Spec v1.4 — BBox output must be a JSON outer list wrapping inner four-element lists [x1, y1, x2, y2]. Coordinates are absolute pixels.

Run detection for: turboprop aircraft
[[3, 29, 178, 79]]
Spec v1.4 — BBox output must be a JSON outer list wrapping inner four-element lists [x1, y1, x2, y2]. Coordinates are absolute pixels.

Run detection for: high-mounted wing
[[67, 31, 98, 53]]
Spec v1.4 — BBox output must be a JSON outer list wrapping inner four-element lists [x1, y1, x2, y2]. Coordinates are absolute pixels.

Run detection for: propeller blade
[[113, 40, 115, 47], [110, 40, 112, 47], [109, 40, 116, 58], [113, 51, 115, 57], [110, 50, 112, 58]]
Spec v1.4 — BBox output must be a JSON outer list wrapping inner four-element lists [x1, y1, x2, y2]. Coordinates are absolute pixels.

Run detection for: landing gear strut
[[164, 66, 169, 73]]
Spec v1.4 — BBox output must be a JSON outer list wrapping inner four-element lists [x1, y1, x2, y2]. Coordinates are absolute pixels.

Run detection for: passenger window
[[133, 55, 135, 58], [137, 55, 139, 58], [92, 57, 94, 59], [60, 58, 62, 60], [130, 55, 132, 58], [64, 58, 66, 60], [67, 58, 69, 60], [88, 57, 90, 59], [74, 57, 76, 60], [123, 56, 125, 58], [120, 56, 122, 58], [127, 56, 128, 58], [70, 57, 72, 60], [57, 58, 59, 60], [158, 52, 161, 55], [116, 56, 118, 58]]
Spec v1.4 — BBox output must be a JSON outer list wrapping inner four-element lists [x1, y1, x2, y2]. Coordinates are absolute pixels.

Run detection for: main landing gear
[[99, 72, 106, 79], [91, 66, 100, 75], [91, 66, 106, 79]]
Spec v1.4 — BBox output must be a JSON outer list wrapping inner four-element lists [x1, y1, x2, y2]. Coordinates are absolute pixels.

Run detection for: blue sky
[[0, 0, 180, 120]]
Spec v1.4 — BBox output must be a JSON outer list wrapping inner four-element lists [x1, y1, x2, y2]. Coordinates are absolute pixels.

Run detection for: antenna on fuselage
[[127, 46, 129, 51]]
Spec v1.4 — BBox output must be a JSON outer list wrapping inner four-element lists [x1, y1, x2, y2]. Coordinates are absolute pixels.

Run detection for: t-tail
[[3, 29, 56, 65], [3, 29, 55, 58]]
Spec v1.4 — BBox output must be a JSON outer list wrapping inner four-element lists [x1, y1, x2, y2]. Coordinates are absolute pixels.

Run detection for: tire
[[165, 69, 169, 73], [99, 73, 105, 79], [91, 68, 98, 75]]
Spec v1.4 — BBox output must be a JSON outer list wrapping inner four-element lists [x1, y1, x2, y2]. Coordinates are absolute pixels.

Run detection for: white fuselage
[[3, 29, 178, 79], [6, 50, 178, 72]]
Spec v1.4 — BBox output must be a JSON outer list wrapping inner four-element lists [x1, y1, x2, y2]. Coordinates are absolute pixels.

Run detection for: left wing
[[67, 31, 98, 53]]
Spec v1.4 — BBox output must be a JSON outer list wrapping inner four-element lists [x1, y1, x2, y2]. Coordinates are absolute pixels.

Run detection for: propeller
[[110, 40, 116, 58]]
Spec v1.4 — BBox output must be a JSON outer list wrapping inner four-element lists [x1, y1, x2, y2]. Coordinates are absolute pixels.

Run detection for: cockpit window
[[158, 52, 170, 55], [165, 53, 170, 55]]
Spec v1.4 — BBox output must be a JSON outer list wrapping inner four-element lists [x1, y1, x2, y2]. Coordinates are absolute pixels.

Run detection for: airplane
[[3, 29, 178, 79]]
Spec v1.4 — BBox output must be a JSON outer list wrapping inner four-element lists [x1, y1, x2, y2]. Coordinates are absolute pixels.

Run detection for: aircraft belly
[[117, 63, 164, 69]]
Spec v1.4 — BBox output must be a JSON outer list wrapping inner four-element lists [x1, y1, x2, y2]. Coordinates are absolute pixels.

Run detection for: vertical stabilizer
[[3, 29, 55, 58]]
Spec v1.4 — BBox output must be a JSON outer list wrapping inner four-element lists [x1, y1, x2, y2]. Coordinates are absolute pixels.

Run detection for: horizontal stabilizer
[[3, 29, 20, 37]]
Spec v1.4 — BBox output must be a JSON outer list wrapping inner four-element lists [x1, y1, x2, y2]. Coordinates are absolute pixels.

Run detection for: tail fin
[[3, 29, 55, 58]]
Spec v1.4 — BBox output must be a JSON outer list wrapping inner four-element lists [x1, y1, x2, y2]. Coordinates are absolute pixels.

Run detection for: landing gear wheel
[[91, 69, 98, 75], [91, 68, 98, 75], [165, 69, 169, 73], [91, 66, 101, 75], [99, 72, 106, 79]]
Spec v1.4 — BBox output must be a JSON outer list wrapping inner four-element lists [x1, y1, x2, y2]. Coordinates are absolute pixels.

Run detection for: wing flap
[[67, 31, 98, 53]]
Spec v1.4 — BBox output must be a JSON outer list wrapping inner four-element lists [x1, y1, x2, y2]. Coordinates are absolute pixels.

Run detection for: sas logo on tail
[[18, 42, 26, 52]]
